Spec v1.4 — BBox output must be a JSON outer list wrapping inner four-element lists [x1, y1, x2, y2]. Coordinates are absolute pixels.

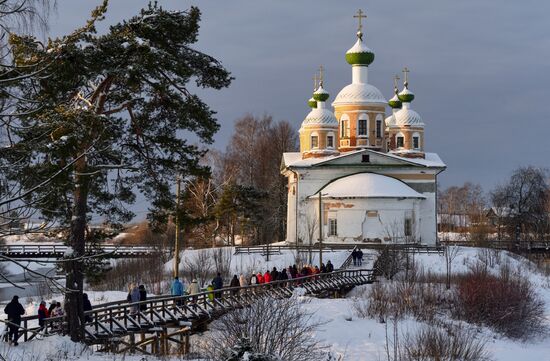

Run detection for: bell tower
[[332, 9, 387, 153]]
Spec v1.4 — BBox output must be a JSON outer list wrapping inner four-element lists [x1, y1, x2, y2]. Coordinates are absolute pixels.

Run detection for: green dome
[[345, 36, 375, 66], [388, 94, 402, 109], [308, 97, 317, 108], [313, 85, 329, 102], [398, 86, 415, 103]]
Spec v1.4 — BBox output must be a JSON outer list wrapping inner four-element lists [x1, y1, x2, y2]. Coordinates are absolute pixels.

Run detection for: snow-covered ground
[[2, 246, 549, 360], [306, 247, 550, 360]]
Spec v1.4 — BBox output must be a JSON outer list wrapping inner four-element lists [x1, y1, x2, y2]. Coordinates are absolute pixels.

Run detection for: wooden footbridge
[[13, 269, 374, 356], [0, 244, 166, 259]]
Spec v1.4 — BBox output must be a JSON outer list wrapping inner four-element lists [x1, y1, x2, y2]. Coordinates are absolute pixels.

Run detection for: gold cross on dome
[[402, 67, 410, 84], [393, 75, 400, 90], [318, 65, 324, 86], [353, 9, 367, 32], [313, 74, 318, 91]]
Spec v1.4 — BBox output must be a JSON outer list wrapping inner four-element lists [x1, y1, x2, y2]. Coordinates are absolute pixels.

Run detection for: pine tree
[[0, 1, 231, 341]]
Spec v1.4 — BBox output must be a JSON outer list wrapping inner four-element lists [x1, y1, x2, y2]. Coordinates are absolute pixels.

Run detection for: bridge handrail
[[17, 268, 375, 340]]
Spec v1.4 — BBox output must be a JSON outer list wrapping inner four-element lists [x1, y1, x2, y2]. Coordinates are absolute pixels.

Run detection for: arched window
[[310, 132, 319, 148], [412, 132, 420, 149], [375, 114, 383, 139], [357, 113, 368, 137], [340, 114, 350, 138], [396, 132, 405, 148], [327, 132, 335, 148]]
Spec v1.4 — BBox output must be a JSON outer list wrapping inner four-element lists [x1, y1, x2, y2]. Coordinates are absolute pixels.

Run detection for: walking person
[[47, 300, 57, 316], [130, 284, 140, 315], [263, 270, 271, 284], [250, 273, 258, 285], [212, 273, 223, 299], [206, 282, 215, 301], [82, 293, 93, 323], [239, 273, 247, 287], [352, 249, 358, 266], [4, 295, 25, 346], [188, 279, 200, 295], [171, 276, 184, 306], [229, 274, 240, 295], [326, 260, 334, 273], [357, 249, 364, 266], [138, 285, 147, 312], [37, 301, 49, 330]]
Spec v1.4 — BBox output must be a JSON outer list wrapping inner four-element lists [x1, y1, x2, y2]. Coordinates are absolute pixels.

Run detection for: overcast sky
[[48, 0, 549, 194]]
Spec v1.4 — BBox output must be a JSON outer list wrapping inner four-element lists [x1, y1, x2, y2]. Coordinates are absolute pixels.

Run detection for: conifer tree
[[0, 1, 231, 341]]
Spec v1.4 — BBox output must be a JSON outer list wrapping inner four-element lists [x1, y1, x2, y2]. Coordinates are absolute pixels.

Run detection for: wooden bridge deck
[[13, 269, 374, 355]]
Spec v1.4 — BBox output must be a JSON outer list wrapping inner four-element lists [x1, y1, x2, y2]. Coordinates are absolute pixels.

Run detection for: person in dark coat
[[326, 260, 334, 273], [271, 267, 279, 283], [138, 285, 147, 311], [47, 301, 57, 316], [229, 275, 240, 295], [82, 293, 92, 323], [357, 249, 364, 266], [352, 249, 358, 266], [37, 301, 49, 329], [4, 295, 25, 345], [291, 265, 298, 279], [320, 263, 327, 273], [212, 273, 223, 299]]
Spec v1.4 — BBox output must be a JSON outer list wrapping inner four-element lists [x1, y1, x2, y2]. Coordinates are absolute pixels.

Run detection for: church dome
[[332, 83, 386, 106], [398, 86, 415, 103], [345, 34, 375, 66], [394, 106, 424, 127], [388, 93, 402, 109], [308, 97, 317, 108], [302, 107, 338, 126], [313, 85, 330, 102]]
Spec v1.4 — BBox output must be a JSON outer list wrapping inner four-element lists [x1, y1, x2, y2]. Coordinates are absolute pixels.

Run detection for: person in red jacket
[[263, 270, 272, 283], [256, 272, 264, 284], [38, 301, 49, 329]]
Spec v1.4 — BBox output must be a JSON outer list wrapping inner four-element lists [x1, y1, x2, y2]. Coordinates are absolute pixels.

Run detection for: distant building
[[281, 11, 445, 246]]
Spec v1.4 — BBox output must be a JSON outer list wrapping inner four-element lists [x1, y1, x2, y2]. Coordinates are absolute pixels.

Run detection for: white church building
[[281, 11, 446, 246]]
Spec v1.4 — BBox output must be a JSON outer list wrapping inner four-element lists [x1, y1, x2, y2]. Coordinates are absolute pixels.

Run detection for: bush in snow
[[401, 324, 490, 361], [455, 262, 545, 339], [196, 296, 326, 361]]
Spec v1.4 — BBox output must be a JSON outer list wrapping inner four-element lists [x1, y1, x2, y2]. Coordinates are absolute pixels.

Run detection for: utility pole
[[173, 175, 182, 279], [318, 192, 323, 268]]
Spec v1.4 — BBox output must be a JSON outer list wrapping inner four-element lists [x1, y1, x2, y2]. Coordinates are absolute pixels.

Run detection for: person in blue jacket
[[171, 276, 185, 306]]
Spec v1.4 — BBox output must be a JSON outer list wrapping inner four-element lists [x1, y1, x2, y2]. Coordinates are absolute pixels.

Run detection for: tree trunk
[[65, 159, 89, 342]]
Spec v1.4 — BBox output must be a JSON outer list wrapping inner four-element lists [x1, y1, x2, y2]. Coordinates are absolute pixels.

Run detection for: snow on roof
[[301, 107, 338, 126], [346, 38, 373, 54], [282, 150, 446, 168], [315, 173, 425, 199], [394, 106, 424, 127], [332, 83, 386, 106]]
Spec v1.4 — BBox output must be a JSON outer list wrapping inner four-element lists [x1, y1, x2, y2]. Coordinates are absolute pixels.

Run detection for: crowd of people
[[3, 293, 93, 346], [1, 254, 354, 345]]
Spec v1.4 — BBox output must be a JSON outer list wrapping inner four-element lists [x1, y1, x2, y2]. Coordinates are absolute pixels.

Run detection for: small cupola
[[299, 67, 339, 159], [388, 68, 426, 158]]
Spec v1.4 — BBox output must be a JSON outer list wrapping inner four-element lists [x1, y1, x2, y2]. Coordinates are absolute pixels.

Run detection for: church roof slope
[[282, 150, 446, 169], [316, 173, 426, 199]]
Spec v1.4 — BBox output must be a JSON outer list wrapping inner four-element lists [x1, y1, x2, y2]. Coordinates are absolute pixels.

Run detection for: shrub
[[455, 263, 545, 339], [402, 324, 490, 361], [197, 296, 326, 361]]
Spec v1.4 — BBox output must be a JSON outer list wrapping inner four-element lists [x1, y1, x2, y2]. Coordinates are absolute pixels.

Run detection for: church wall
[[419, 192, 437, 245], [290, 166, 439, 245], [296, 196, 424, 243]]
